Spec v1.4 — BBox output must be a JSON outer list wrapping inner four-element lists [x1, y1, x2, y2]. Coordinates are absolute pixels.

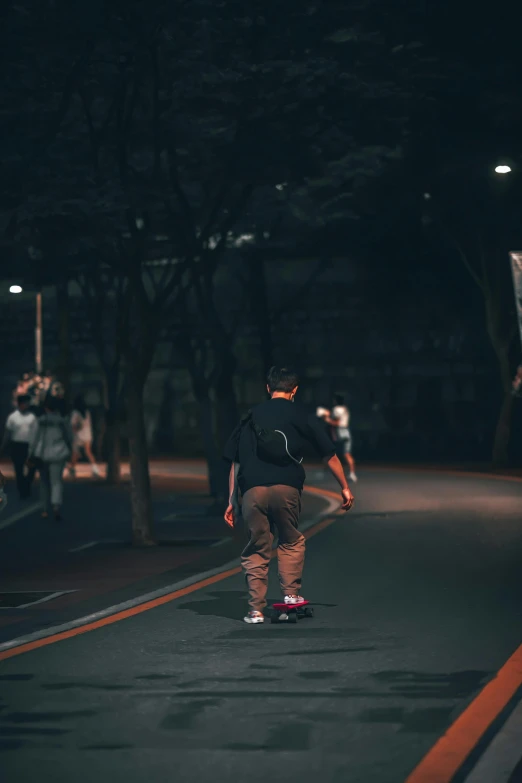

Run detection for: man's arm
[[224, 461, 239, 528], [323, 454, 355, 510], [322, 414, 339, 427]]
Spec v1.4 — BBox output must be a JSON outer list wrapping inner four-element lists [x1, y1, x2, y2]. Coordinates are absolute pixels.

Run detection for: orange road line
[[405, 643, 522, 783], [0, 484, 341, 662]]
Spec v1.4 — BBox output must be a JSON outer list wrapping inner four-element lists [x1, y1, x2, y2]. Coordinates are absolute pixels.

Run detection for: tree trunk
[[492, 390, 514, 466], [212, 356, 239, 502], [194, 383, 224, 499], [214, 361, 239, 454], [250, 254, 274, 376], [491, 340, 515, 467], [105, 412, 121, 484], [126, 367, 155, 545], [55, 280, 71, 401], [102, 371, 122, 485]]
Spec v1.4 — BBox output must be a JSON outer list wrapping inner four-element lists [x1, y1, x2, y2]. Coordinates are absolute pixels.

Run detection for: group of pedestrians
[[1, 389, 99, 521]]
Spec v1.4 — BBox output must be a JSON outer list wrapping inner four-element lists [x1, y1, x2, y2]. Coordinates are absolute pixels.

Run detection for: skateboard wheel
[[287, 612, 297, 624], [304, 607, 314, 618]]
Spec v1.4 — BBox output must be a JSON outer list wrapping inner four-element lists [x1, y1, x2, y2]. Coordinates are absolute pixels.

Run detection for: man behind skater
[[223, 367, 355, 624]]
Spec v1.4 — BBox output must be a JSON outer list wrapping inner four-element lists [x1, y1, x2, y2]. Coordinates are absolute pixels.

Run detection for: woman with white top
[[321, 394, 357, 482], [69, 395, 100, 477]]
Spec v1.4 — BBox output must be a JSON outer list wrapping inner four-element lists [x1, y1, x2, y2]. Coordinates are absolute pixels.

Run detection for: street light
[[8, 285, 43, 374], [495, 164, 512, 174]]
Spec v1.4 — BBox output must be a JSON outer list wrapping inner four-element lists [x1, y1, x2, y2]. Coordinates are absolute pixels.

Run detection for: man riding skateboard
[[223, 366, 355, 624]]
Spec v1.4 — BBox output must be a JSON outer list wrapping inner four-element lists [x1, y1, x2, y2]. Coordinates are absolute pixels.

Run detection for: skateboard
[[271, 600, 314, 624]]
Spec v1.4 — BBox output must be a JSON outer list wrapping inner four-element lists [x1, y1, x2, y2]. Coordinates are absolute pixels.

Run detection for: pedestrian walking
[[320, 394, 358, 482], [1, 395, 37, 499], [28, 395, 72, 521], [223, 366, 354, 624], [68, 395, 100, 478]]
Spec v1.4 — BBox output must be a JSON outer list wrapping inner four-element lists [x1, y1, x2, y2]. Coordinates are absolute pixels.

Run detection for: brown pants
[[241, 485, 305, 612]]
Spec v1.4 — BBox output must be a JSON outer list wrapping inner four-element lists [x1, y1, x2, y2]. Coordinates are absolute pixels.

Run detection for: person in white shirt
[[320, 394, 358, 482], [68, 395, 100, 478], [1, 395, 38, 499]]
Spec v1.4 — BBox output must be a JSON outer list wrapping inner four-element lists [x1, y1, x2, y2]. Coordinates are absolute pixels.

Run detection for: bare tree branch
[[455, 242, 484, 292], [273, 257, 332, 325]]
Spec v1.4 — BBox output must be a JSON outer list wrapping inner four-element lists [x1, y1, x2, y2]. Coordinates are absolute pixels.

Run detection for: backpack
[[242, 411, 303, 467]]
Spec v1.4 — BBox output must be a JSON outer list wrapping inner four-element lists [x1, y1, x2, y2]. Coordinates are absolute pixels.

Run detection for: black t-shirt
[[223, 398, 336, 494]]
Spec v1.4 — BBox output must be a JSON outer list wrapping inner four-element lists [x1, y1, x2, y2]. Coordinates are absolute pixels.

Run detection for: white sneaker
[[244, 610, 264, 624], [92, 465, 101, 478], [349, 472, 358, 483], [284, 595, 306, 605]]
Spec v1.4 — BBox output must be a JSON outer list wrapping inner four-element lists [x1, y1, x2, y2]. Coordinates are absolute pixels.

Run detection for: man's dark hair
[[17, 394, 31, 407], [333, 393, 345, 405], [267, 366, 299, 393]]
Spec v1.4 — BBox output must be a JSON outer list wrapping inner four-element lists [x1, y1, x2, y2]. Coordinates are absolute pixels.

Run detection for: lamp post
[[9, 285, 43, 375], [35, 291, 43, 375]]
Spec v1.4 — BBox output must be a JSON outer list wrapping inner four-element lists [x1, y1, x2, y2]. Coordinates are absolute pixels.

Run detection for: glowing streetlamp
[[9, 285, 23, 294], [495, 164, 512, 175]]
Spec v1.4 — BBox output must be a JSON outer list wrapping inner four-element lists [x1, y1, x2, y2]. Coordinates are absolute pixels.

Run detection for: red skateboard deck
[[272, 600, 310, 610], [271, 600, 313, 623]]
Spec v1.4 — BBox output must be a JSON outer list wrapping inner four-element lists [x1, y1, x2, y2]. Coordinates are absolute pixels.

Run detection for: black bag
[[243, 411, 303, 467]]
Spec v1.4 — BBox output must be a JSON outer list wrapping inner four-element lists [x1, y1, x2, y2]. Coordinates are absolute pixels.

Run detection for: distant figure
[[1, 395, 37, 499], [320, 394, 358, 482], [28, 395, 73, 521], [69, 395, 100, 478]]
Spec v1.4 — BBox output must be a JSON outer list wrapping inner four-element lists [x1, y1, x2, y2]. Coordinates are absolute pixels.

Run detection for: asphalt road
[[1, 468, 522, 783]]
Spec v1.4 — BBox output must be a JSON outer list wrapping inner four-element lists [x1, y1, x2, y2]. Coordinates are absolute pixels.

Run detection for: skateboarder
[[223, 366, 355, 624]]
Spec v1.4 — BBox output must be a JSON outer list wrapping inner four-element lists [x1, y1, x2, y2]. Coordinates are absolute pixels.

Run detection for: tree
[[398, 1, 522, 464], [2, 0, 420, 529], [421, 164, 521, 465]]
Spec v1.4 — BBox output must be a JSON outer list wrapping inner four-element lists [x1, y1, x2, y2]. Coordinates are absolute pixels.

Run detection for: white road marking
[[68, 541, 99, 553], [0, 502, 43, 531], [465, 699, 522, 783], [0, 590, 78, 609]]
